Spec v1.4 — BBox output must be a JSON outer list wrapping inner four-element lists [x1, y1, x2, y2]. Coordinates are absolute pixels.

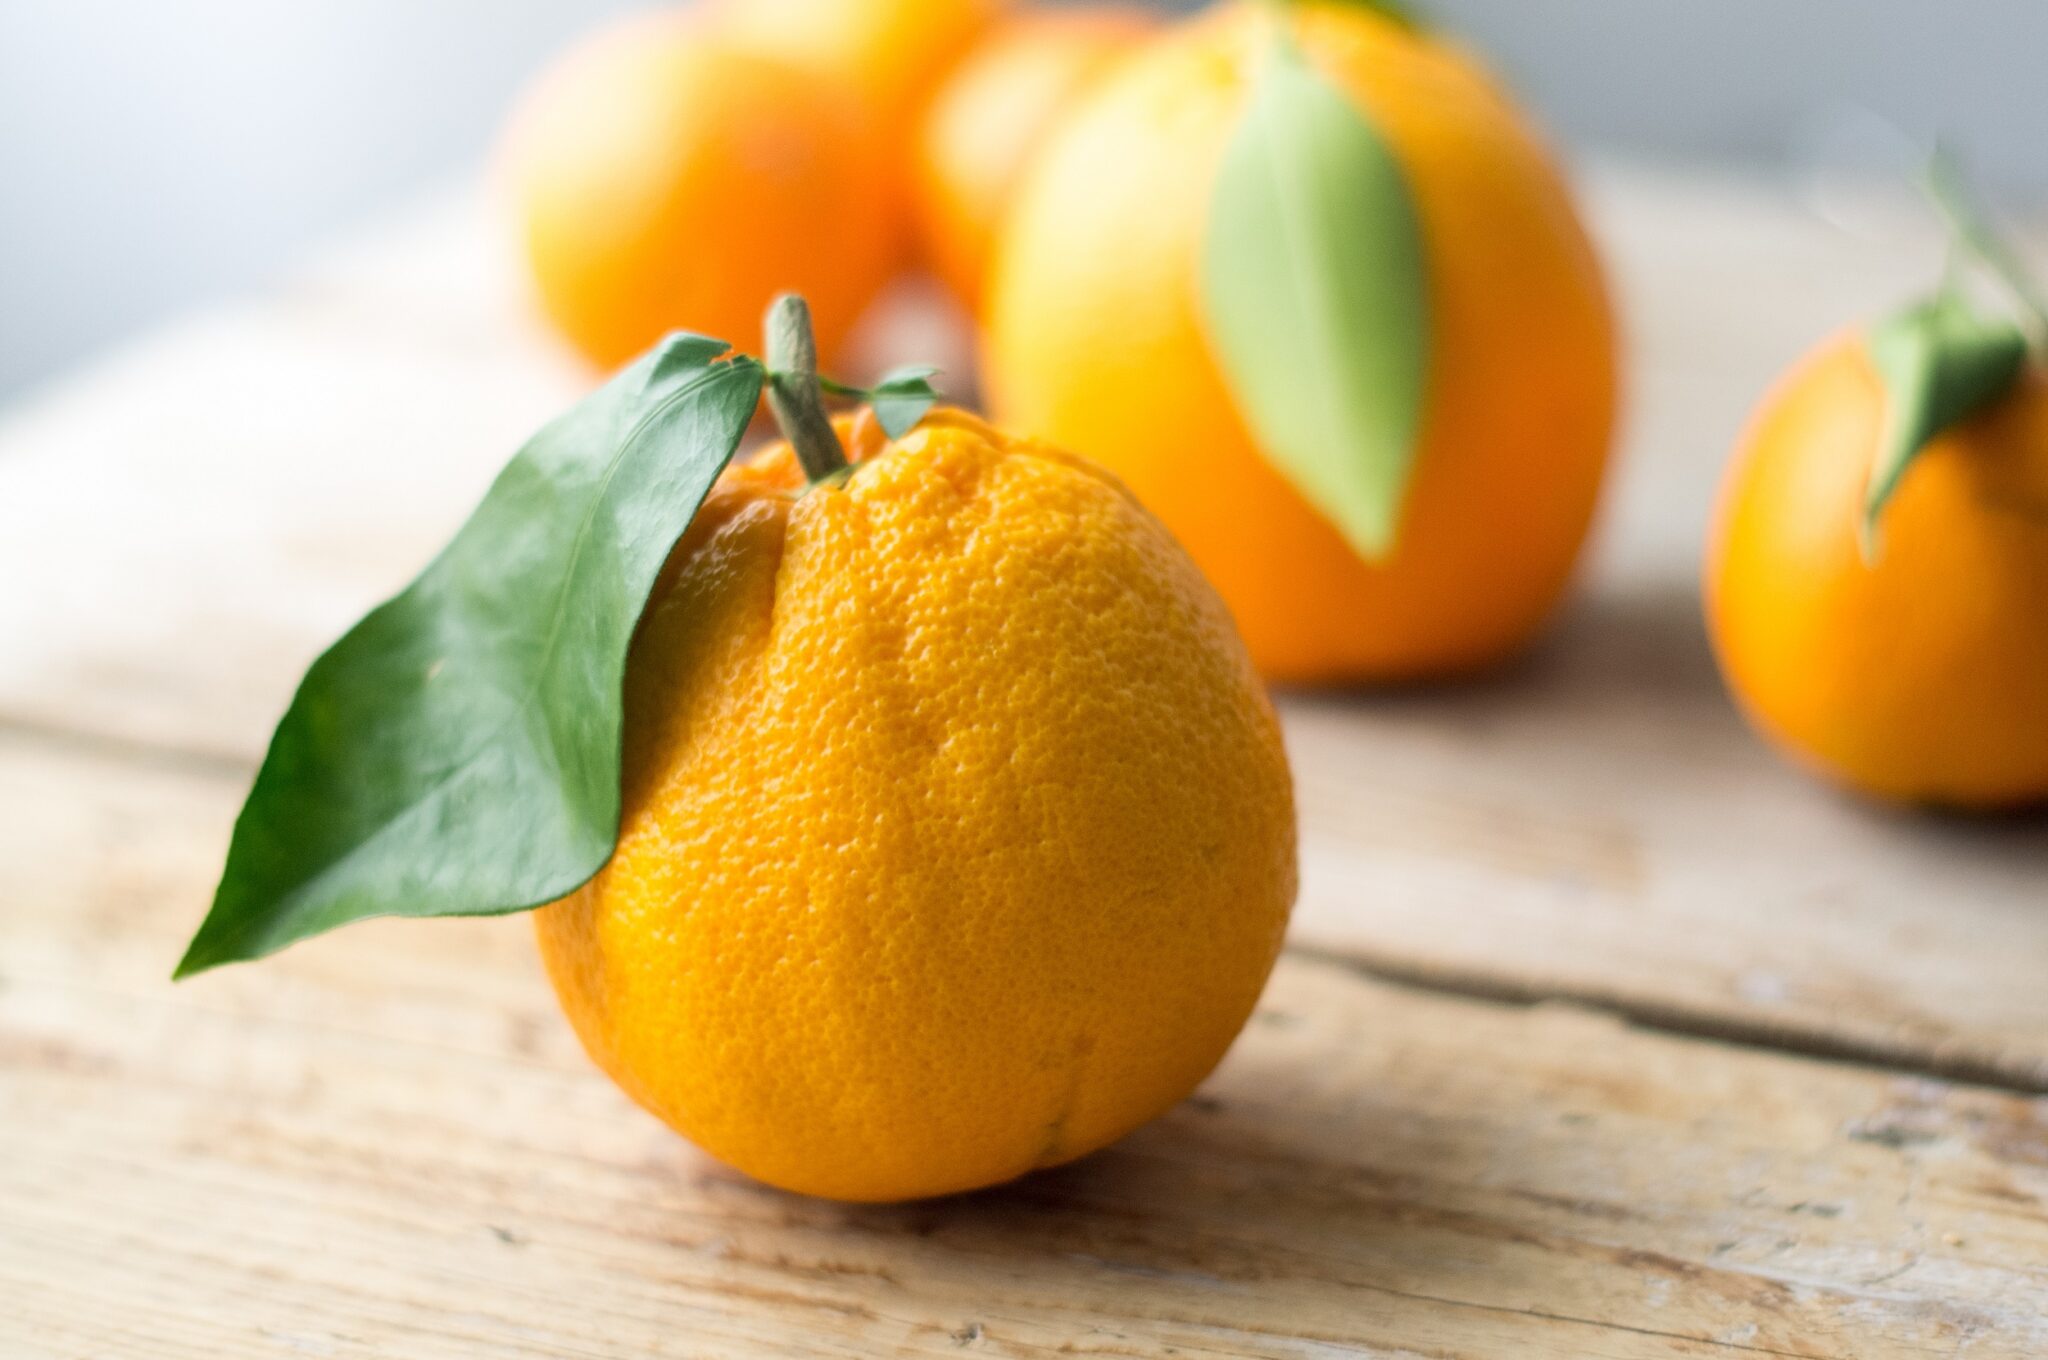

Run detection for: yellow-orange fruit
[[913, 6, 1157, 312], [535, 410, 1297, 1202], [504, 13, 898, 369], [984, 3, 1618, 683], [713, 0, 1004, 151], [1707, 337, 2048, 807]]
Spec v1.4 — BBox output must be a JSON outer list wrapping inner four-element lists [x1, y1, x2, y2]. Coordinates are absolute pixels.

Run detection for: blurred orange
[[1707, 338, 2048, 808], [984, 3, 1618, 684], [504, 12, 899, 369], [913, 6, 1156, 313], [713, 0, 1004, 158]]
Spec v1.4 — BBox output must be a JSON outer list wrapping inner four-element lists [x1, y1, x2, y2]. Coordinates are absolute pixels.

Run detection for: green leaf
[[1319, 0, 1421, 29], [866, 365, 944, 438], [1199, 29, 1431, 560], [176, 335, 765, 977], [1862, 293, 2026, 555], [817, 364, 944, 439]]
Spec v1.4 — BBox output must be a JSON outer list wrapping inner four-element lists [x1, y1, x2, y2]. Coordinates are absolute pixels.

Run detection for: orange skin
[[984, 3, 1618, 684], [713, 0, 1004, 168], [504, 13, 899, 370], [914, 6, 1158, 314], [1707, 337, 2048, 808], [535, 410, 1296, 1202]]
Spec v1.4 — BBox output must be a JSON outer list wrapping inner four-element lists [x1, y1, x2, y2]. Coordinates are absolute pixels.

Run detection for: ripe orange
[[913, 6, 1157, 313], [1707, 338, 2048, 807], [534, 407, 1297, 1202], [983, 2, 1618, 683], [712, 0, 1003, 154], [503, 12, 899, 369]]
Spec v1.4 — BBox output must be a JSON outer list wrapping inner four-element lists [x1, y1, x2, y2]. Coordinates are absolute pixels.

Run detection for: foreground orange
[[984, 2, 1617, 683], [1707, 339, 2048, 807], [535, 397, 1297, 1201], [504, 13, 898, 369], [914, 5, 1156, 313]]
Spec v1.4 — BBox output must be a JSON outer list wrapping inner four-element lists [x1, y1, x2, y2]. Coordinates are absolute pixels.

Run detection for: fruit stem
[[1928, 149, 2048, 353], [764, 294, 848, 482]]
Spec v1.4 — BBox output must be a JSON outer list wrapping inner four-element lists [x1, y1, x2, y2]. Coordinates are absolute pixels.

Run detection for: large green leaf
[[1862, 293, 2026, 555], [1199, 28, 1430, 560], [176, 335, 765, 977]]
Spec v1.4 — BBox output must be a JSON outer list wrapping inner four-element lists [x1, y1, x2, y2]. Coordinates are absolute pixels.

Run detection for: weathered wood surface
[[0, 169, 2042, 1092], [5, 731, 2046, 1358]]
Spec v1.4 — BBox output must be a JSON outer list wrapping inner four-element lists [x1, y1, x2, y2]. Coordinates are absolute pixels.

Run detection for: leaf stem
[[763, 294, 848, 482], [1927, 149, 2048, 354]]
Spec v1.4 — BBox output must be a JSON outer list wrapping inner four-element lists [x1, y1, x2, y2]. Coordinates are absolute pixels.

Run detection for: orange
[[913, 6, 1157, 313], [983, 2, 1618, 684], [503, 12, 899, 369], [712, 0, 1003, 154], [534, 407, 1297, 1202], [1706, 337, 2048, 808]]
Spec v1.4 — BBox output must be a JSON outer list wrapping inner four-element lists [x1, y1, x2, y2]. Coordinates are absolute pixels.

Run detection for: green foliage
[[176, 335, 764, 976], [1862, 295, 2027, 555], [818, 365, 944, 439], [1860, 154, 2044, 557], [1199, 26, 1431, 560]]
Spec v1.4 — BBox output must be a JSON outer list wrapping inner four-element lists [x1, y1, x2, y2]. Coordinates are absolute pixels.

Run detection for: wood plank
[[1284, 608, 2048, 1091], [0, 171, 2044, 1089], [4, 732, 2046, 1358]]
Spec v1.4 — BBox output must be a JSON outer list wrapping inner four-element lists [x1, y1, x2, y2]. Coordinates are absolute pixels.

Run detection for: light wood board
[[5, 732, 2046, 1358]]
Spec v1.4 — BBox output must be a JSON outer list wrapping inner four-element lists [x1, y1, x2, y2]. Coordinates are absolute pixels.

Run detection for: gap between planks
[[1291, 943, 2048, 1101], [9, 707, 2044, 1105]]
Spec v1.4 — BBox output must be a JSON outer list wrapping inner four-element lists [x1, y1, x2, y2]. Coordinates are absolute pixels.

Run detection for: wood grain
[[4, 732, 2045, 1358], [0, 172, 2042, 1090], [1283, 603, 2048, 1091]]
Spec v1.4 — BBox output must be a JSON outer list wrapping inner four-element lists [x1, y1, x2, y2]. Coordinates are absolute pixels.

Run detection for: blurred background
[[3, 0, 2044, 399]]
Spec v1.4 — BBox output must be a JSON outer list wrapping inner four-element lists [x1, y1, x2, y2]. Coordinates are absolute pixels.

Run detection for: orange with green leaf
[[1707, 159, 2048, 809], [177, 298, 1297, 1203], [984, 0, 1618, 683]]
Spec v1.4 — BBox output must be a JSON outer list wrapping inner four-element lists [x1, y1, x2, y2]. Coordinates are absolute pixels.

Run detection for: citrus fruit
[[983, 1, 1618, 684], [1707, 337, 2048, 807], [533, 326, 1297, 1201], [503, 12, 899, 369], [713, 0, 1003, 155], [913, 5, 1156, 313]]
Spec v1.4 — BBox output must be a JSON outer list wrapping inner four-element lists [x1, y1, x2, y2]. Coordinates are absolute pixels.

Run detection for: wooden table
[[5, 168, 2046, 1357]]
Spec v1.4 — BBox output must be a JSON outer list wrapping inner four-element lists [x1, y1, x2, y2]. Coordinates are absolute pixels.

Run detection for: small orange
[[984, 2, 1617, 683], [913, 5, 1157, 313], [712, 0, 1003, 155], [1706, 338, 2048, 808], [534, 399, 1296, 1202], [503, 12, 899, 369]]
